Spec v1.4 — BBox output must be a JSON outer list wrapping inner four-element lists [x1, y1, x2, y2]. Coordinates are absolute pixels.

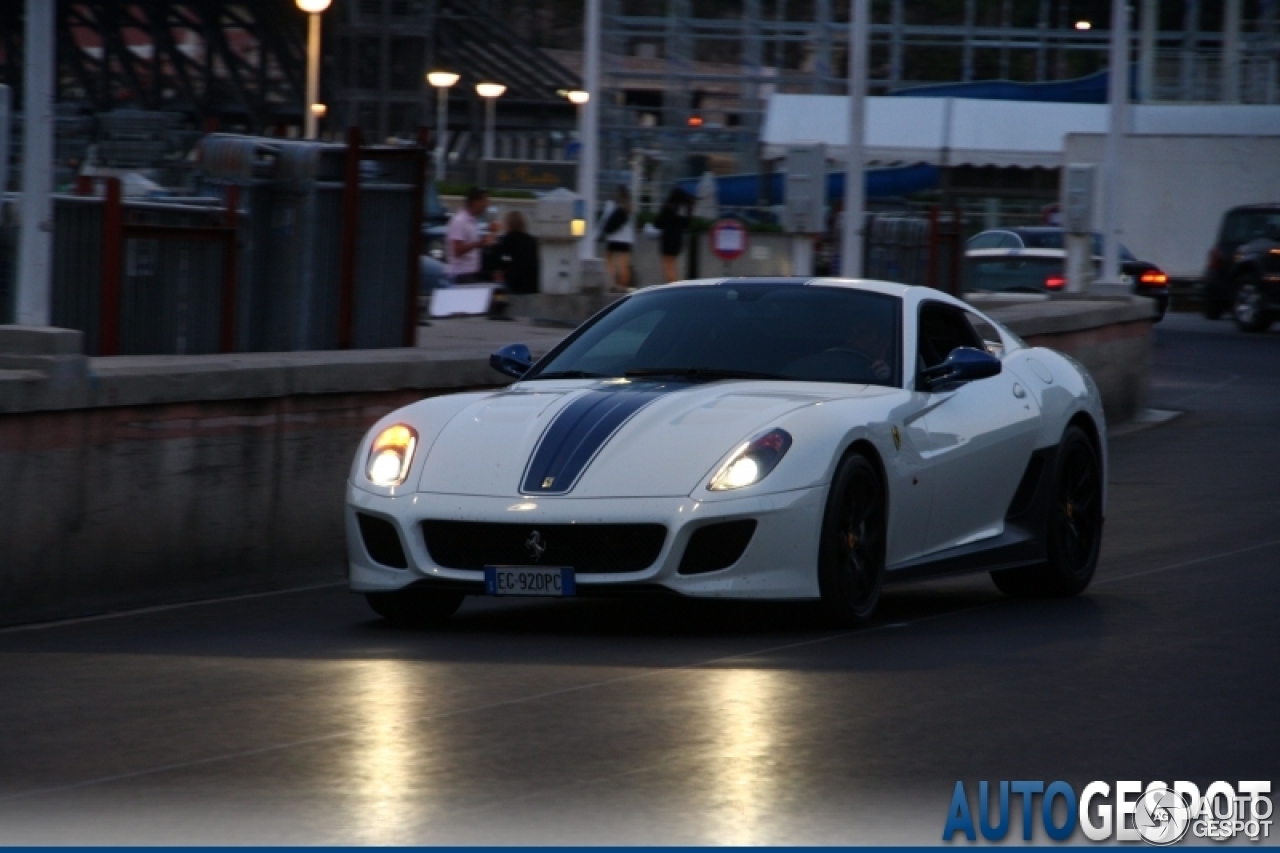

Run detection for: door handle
[[1012, 383, 1027, 399]]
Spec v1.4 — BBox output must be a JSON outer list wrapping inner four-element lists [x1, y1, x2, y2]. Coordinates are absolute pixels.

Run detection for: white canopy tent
[[761, 95, 1280, 168]]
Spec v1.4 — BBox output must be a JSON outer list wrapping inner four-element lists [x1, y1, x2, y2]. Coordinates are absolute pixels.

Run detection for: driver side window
[[917, 302, 983, 371]]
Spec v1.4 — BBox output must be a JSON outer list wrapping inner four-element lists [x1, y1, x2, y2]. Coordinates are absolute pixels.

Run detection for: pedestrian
[[599, 185, 634, 292], [494, 210, 540, 295], [446, 186, 494, 284], [654, 186, 694, 283]]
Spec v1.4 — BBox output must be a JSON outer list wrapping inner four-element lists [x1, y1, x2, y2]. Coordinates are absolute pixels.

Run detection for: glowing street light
[[566, 90, 590, 105], [296, 0, 332, 139], [427, 70, 460, 180], [476, 82, 507, 161]]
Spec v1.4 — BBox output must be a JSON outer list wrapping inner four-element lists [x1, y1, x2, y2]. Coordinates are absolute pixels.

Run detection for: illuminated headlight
[[366, 424, 418, 487], [708, 428, 792, 491]]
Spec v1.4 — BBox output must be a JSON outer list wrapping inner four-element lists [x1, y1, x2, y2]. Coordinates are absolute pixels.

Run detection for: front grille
[[422, 521, 667, 574], [678, 520, 757, 575], [357, 513, 408, 569]]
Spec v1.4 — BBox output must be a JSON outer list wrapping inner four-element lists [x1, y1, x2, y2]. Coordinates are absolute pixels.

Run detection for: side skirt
[[884, 444, 1059, 586]]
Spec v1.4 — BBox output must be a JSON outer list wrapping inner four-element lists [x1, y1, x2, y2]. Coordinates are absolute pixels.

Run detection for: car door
[[915, 302, 1041, 555]]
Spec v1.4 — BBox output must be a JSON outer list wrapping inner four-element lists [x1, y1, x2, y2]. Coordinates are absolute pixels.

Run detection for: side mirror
[[920, 346, 1001, 392], [489, 343, 532, 379]]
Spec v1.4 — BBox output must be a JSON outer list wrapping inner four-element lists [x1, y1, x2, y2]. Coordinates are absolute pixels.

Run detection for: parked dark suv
[[1202, 204, 1280, 332]]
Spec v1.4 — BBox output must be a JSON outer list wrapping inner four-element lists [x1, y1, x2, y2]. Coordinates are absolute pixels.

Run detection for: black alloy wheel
[[818, 453, 887, 626], [366, 589, 465, 626], [992, 425, 1102, 597], [1233, 273, 1273, 333]]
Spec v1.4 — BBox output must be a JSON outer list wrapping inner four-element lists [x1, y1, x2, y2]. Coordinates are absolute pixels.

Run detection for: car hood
[[416, 379, 853, 498]]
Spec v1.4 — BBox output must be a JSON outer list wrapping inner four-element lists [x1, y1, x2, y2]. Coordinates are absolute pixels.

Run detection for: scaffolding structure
[[0, 0, 581, 181], [595, 0, 1280, 186]]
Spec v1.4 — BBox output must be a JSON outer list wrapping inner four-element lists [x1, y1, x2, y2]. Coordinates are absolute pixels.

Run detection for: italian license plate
[[484, 566, 576, 597]]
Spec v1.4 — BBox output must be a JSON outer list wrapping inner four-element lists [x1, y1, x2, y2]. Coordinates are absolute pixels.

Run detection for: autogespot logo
[[943, 780, 1273, 844]]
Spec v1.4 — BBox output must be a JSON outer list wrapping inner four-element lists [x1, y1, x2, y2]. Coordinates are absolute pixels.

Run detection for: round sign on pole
[[710, 218, 748, 263]]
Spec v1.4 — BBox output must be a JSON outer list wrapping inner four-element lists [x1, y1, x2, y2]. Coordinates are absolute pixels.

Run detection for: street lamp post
[[296, 0, 332, 140], [476, 82, 506, 163], [841, 0, 869, 278], [427, 71, 460, 181], [579, 0, 601, 260]]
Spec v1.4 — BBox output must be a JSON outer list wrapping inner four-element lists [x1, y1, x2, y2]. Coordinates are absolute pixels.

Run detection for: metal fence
[[200, 131, 424, 352], [1, 132, 426, 356], [46, 191, 235, 356]]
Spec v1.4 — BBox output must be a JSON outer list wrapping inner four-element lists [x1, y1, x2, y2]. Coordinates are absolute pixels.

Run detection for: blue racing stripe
[[521, 384, 680, 495]]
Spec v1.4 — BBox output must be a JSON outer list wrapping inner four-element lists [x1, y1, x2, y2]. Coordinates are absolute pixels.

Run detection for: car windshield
[[1221, 210, 1280, 245], [527, 283, 902, 388]]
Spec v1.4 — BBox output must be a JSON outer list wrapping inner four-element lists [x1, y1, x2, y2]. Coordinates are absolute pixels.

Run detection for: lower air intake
[[357, 513, 408, 569], [678, 520, 758, 575]]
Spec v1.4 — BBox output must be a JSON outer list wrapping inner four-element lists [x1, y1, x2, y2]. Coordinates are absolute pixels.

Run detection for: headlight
[[366, 424, 418, 487], [708, 428, 792, 491]]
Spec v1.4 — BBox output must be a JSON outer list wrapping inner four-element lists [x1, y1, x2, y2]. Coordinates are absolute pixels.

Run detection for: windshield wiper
[[529, 370, 609, 380], [624, 367, 787, 382]]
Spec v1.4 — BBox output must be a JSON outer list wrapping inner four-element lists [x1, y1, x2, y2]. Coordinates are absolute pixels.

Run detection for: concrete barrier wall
[[0, 296, 1153, 626]]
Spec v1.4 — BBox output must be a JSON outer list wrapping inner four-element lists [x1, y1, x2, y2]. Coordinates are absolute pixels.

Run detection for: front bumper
[[346, 485, 827, 600]]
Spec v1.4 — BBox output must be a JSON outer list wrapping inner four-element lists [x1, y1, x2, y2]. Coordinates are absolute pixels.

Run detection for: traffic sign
[[710, 218, 748, 262]]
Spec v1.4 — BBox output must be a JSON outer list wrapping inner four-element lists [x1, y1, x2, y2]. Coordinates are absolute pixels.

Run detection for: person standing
[[494, 210, 540, 295], [446, 186, 493, 284], [654, 187, 694, 283], [599, 185, 634, 292]]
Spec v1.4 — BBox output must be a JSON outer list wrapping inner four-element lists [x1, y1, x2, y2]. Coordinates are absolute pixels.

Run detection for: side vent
[[1006, 454, 1046, 519], [678, 520, 758, 576], [357, 513, 408, 569]]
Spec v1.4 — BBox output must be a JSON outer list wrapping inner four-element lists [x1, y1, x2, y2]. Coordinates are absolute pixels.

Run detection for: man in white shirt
[[445, 187, 494, 283]]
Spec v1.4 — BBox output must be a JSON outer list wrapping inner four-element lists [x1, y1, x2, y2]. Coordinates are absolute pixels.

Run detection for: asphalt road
[[1, 314, 1277, 845]]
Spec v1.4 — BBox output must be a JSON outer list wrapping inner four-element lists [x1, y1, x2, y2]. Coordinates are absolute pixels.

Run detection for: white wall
[[1064, 134, 1280, 279]]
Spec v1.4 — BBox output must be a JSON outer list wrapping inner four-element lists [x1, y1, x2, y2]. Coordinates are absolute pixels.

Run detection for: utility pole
[[1139, 0, 1157, 102], [578, 0, 601, 259], [16, 0, 54, 327], [1222, 0, 1242, 103], [1100, 0, 1130, 285], [840, 0, 868, 278]]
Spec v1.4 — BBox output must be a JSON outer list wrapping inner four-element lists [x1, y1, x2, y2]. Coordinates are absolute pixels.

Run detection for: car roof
[[661, 276, 918, 299], [965, 247, 1066, 259]]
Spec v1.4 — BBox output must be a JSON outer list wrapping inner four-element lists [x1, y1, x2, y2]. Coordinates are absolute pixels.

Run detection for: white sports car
[[347, 278, 1106, 626]]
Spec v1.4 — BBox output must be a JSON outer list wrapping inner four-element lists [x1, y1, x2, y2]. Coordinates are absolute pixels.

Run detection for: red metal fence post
[[337, 127, 363, 350], [220, 185, 241, 353], [98, 177, 124, 356]]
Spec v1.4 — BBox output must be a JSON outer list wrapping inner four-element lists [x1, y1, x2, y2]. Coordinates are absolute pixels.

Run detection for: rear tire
[[817, 453, 887, 627], [366, 589, 465, 626], [1233, 273, 1274, 333], [991, 425, 1102, 598]]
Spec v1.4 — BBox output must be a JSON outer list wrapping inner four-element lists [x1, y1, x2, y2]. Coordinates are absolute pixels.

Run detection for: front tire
[[991, 425, 1102, 598], [1233, 273, 1273, 333], [817, 452, 887, 626], [366, 589, 465, 626]]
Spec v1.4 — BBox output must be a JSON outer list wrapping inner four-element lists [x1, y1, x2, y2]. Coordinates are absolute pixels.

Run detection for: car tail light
[[1139, 270, 1168, 286], [1045, 275, 1066, 290], [1207, 248, 1221, 271]]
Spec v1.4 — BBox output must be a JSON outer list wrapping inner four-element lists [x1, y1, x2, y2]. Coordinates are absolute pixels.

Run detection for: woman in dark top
[[494, 210, 540, 295], [654, 187, 694, 283]]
